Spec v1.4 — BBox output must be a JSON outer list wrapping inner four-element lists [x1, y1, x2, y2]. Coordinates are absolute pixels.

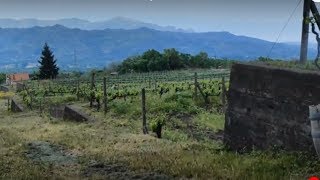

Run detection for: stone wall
[[0, 85, 9, 92], [224, 63, 320, 153], [63, 105, 92, 122]]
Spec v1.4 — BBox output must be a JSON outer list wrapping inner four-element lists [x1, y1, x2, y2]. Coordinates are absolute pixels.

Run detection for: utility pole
[[300, 0, 311, 63]]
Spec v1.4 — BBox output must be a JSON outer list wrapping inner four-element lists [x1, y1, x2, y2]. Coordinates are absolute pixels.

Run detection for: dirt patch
[[83, 161, 171, 180], [25, 141, 77, 165]]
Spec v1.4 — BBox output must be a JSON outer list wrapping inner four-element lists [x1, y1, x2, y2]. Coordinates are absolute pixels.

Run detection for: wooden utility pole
[[300, 0, 311, 63]]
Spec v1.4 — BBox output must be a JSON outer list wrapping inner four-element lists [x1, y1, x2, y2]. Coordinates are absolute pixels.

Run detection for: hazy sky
[[0, 0, 313, 42]]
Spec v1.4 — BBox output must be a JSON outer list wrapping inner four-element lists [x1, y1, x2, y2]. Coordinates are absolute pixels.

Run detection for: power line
[[267, 0, 303, 58]]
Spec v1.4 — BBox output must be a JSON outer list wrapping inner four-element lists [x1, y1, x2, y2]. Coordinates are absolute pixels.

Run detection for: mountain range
[[0, 17, 315, 72], [0, 17, 194, 33]]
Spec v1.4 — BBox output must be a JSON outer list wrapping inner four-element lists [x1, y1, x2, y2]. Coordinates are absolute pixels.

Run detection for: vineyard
[[2, 68, 319, 179], [18, 69, 230, 113]]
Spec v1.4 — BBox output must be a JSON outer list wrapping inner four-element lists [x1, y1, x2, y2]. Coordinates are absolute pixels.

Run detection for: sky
[[0, 0, 314, 42]]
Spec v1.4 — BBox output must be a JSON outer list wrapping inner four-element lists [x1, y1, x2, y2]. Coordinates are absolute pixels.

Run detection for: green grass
[[1, 84, 320, 179]]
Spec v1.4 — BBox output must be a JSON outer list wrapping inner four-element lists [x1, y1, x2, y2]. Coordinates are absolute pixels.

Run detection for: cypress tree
[[38, 43, 59, 79]]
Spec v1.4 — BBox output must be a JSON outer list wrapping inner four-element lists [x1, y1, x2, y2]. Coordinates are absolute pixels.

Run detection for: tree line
[[116, 48, 235, 74]]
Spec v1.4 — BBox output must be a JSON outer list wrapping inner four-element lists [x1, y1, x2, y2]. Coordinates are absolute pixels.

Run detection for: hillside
[[0, 25, 312, 71]]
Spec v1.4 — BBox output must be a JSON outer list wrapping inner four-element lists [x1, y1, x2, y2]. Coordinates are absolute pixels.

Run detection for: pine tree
[[38, 43, 59, 79]]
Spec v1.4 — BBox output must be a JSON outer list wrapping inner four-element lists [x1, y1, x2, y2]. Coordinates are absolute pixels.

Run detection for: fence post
[[103, 77, 108, 115], [196, 83, 210, 105], [141, 88, 148, 134], [7, 98, 10, 111], [221, 77, 226, 113], [194, 72, 198, 98], [90, 72, 95, 108], [39, 98, 43, 116], [77, 78, 80, 101]]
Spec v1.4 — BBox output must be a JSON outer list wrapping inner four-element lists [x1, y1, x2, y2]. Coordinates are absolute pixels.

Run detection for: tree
[[191, 52, 209, 68], [163, 48, 184, 70], [142, 49, 169, 71], [0, 73, 5, 84], [38, 43, 59, 79]]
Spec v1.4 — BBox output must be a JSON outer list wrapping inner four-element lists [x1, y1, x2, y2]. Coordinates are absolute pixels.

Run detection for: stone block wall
[[0, 85, 9, 92], [224, 63, 320, 153], [11, 99, 24, 112]]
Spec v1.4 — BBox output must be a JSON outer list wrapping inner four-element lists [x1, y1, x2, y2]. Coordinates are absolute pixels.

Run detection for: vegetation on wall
[[253, 56, 320, 71]]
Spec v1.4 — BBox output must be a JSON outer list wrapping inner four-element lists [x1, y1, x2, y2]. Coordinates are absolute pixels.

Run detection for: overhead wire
[[266, 0, 303, 58]]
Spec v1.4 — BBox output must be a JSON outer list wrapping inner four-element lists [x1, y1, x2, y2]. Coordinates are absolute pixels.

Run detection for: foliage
[[38, 43, 59, 79], [150, 114, 166, 137], [0, 73, 6, 84], [117, 49, 235, 73]]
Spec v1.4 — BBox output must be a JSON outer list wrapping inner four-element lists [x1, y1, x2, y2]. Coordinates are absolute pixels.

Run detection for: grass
[[1, 88, 320, 179]]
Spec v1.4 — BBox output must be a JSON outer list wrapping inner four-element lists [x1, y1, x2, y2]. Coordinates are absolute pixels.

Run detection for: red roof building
[[6, 73, 30, 85]]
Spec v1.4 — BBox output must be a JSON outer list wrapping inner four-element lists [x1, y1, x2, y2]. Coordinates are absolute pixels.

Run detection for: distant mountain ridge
[[0, 17, 194, 33], [0, 25, 314, 71]]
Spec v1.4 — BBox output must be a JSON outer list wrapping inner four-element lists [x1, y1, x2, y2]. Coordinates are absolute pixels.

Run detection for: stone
[[224, 63, 320, 153]]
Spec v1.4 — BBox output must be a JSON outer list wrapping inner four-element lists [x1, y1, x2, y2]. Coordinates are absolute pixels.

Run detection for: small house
[[6, 73, 30, 85]]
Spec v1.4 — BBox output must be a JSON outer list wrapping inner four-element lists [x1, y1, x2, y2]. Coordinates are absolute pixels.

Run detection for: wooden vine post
[[90, 72, 95, 108], [77, 78, 80, 101], [7, 98, 10, 111], [103, 77, 108, 115], [141, 88, 148, 134], [221, 77, 227, 113], [194, 72, 198, 98], [196, 83, 210, 105], [39, 98, 42, 114]]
